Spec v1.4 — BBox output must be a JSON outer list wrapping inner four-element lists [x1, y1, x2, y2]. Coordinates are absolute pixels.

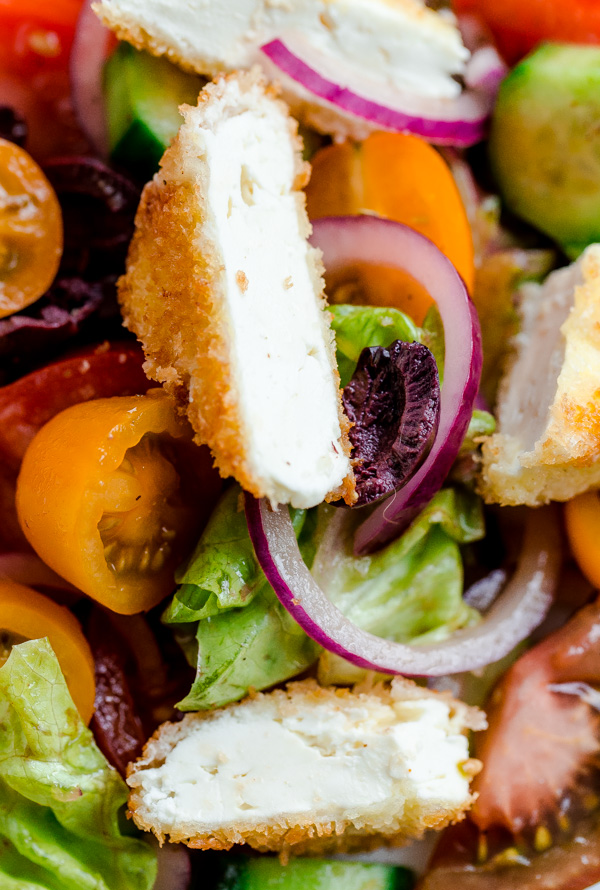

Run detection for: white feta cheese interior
[[127, 680, 479, 848], [94, 0, 469, 106], [193, 97, 348, 508]]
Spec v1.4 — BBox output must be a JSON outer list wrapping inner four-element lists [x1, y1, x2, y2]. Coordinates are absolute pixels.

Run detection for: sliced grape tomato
[[16, 389, 222, 614], [0, 577, 95, 723], [0, 136, 63, 318], [0, 342, 149, 470]]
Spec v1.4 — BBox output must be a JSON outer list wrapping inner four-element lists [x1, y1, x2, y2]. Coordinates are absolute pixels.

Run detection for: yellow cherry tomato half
[[16, 389, 221, 615], [0, 137, 63, 318], [306, 132, 475, 322], [565, 491, 600, 590], [0, 578, 95, 723]]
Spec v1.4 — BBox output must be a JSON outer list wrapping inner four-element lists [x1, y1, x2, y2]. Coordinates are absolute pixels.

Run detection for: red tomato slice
[[472, 598, 600, 835], [421, 818, 600, 890], [453, 0, 600, 64], [421, 600, 600, 889], [0, 0, 83, 77]]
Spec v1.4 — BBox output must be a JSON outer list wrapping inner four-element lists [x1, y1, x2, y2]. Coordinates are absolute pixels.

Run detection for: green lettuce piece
[[0, 639, 157, 890], [313, 487, 483, 647], [176, 586, 321, 711], [167, 479, 484, 710], [330, 304, 421, 387], [460, 409, 496, 455], [165, 485, 307, 624]]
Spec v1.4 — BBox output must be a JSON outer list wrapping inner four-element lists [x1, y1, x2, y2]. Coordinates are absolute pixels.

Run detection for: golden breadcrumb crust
[[480, 245, 600, 506], [118, 70, 354, 505], [127, 679, 483, 856]]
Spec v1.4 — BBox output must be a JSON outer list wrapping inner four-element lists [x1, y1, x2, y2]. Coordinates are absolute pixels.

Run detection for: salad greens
[[330, 303, 444, 387], [164, 481, 484, 710], [0, 638, 157, 890]]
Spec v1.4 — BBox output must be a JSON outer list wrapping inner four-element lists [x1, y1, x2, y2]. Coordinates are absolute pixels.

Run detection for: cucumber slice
[[103, 43, 204, 175], [489, 43, 600, 258], [214, 857, 414, 890]]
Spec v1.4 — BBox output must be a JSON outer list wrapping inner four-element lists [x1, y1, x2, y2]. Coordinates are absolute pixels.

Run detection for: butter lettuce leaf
[[165, 485, 308, 624], [0, 638, 156, 890], [166, 481, 484, 711], [176, 585, 320, 711], [313, 488, 483, 645], [330, 304, 421, 388]]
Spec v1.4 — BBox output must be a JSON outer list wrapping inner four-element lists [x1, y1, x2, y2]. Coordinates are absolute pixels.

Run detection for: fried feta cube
[[118, 70, 354, 509], [126, 679, 484, 855], [93, 0, 469, 140], [480, 245, 600, 506]]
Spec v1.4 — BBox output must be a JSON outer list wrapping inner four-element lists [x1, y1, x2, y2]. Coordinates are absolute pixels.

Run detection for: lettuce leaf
[[166, 482, 484, 711], [330, 304, 421, 387], [0, 638, 156, 890], [313, 488, 482, 646], [164, 485, 308, 624]]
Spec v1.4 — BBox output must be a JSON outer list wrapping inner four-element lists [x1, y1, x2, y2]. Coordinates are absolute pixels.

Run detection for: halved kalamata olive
[[43, 157, 140, 278], [343, 340, 440, 506], [0, 276, 125, 382]]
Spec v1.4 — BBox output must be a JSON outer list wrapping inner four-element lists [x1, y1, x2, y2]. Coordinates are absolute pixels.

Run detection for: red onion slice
[[246, 496, 561, 676], [261, 37, 501, 146], [70, 0, 116, 156], [310, 216, 482, 554]]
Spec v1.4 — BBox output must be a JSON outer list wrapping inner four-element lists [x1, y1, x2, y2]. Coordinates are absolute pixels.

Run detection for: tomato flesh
[[16, 390, 222, 614], [0, 137, 63, 318], [472, 598, 600, 834]]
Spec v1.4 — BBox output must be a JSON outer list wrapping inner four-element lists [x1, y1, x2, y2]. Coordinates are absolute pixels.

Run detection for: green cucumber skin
[[103, 42, 204, 175], [214, 857, 414, 890], [489, 42, 600, 255]]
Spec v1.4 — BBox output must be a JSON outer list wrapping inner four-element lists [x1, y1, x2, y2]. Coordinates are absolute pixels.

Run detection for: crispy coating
[[480, 245, 600, 505], [118, 70, 354, 506], [127, 679, 484, 856]]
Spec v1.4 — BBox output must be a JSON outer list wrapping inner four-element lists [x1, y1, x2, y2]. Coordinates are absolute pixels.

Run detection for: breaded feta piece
[[480, 245, 600, 505], [126, 679, 484, 855], [118, 71, 354, 509], [93, 0, 469, 140]]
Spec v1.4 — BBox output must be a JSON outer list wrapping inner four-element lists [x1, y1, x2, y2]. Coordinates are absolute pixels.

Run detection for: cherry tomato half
[[565, 491, 600, 591], [16, 390, 221, 614], [0, 137, 63, 318], [305, 132, 474, 319], [0, 578, 95, 722], [0, 343, 150, 552]]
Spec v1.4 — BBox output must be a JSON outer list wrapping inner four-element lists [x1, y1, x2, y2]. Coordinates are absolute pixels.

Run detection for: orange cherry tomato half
[[0, 137, 63, 318], [305, 131, 475, 317], [565, 491, 600, 590], [16, 390, 222, 615], [0, 577, 95, 723]]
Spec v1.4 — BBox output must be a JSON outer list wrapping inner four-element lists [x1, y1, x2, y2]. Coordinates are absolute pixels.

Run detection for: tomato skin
[[306, 132, 475, 301], [471, 598, 600, 835], [0, 344, 150, 552], [420, 817, 600, 890], [0, 578, 95, 722], [0, 137, 63, 319], [0, 343, 150, 472], [452, 0, 600, 64], [16, 390, 221, 614]]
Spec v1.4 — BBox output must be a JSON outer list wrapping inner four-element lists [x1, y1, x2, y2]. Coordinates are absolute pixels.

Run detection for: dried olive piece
[[343, 340, 440, 507]]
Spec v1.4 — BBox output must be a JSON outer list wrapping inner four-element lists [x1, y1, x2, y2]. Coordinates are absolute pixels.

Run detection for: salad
[[2, 0, 600, 887]]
